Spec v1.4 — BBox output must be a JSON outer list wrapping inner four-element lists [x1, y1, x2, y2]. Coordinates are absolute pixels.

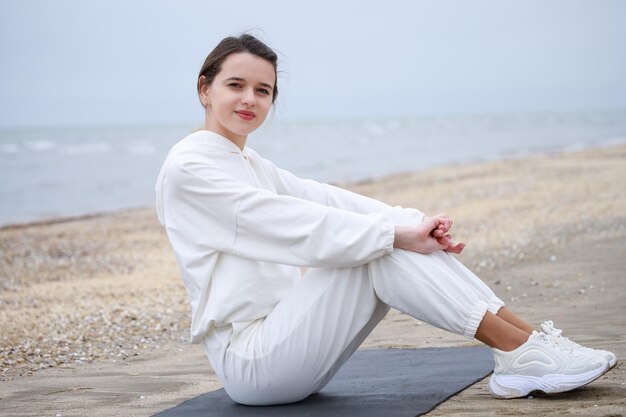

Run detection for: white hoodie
[[155, 130, 423, 343]]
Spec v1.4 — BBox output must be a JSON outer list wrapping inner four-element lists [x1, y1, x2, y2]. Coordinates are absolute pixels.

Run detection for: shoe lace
[[544, 320, 576, 345], [536, 331, 574, 353]]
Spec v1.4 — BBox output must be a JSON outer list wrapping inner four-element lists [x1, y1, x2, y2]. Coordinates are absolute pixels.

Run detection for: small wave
[[561, 142, 586, 153], [124, 142, 156, 155], [23, 140, 56, 152], [387, 120, 402, 130], [355, 136, 373, 146], [601, 136, 626, 147], [264, 141, 288, 153], [0, 143, 20, 153], [560, 137, 626, 153], [364, 123, 386, 137], [61, 142, 111, 155]]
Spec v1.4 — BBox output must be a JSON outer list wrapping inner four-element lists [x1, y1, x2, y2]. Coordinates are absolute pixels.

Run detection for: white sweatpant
[[203, 248, 504, 406]]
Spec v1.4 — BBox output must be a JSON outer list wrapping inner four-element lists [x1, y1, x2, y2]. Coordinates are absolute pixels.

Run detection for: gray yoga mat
[[152, 346, 493, 417]]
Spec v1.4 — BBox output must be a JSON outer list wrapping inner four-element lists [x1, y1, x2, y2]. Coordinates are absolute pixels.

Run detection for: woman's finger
[[445, 242, 465, 254], [432, 229, 445, 237]]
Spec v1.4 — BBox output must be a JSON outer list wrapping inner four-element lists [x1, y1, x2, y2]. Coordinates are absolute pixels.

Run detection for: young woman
[[155, 34, 615, 405]]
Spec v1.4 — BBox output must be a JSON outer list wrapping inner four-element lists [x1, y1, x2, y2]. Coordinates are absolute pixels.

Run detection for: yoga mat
[[153, 346, 493, 417]]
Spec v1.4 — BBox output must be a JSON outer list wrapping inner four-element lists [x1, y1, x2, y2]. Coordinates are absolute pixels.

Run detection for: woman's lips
[[235, 110, 256, 121]]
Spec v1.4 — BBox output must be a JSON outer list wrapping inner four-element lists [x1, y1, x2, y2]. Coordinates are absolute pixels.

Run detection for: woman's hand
[[393, 213, 465, 254], [427, 213, 465, 254]]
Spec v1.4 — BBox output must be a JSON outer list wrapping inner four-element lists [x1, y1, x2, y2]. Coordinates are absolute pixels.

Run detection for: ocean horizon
[[1, 110, 625, 227]]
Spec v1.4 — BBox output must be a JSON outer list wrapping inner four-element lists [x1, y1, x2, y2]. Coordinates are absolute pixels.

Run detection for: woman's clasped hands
[[393, 213, 465, 255]]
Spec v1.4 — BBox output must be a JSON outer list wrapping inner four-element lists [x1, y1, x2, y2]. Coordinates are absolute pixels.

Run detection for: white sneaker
[[489, 330, 608, 398], [541, 320, 617, 368]]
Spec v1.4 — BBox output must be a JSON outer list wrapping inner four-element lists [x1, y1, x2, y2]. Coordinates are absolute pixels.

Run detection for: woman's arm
[[254, 151, 424, 226], [161, 156, 397, 268], [252, 151, 465, 255]]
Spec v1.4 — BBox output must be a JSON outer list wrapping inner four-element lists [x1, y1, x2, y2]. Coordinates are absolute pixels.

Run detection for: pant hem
[[463, 300, 489, 340], [487, 297, 505, 315]]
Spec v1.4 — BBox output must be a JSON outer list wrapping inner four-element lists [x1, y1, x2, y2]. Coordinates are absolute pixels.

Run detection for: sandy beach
[[1, 145, 625, 417]]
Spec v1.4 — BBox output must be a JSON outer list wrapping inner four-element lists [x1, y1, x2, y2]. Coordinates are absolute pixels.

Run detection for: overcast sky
[[1, 0, 625, 128]]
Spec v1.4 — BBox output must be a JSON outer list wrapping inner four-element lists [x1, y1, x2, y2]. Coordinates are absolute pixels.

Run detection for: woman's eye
[[228, 83, 242, 88], [257, 88, 270, 95]]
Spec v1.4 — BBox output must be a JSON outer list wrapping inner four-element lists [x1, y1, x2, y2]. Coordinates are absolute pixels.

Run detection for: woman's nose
[[241, 88, 256, 106]]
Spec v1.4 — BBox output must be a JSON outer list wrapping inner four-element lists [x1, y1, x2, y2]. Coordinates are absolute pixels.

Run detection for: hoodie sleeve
[[254, 152, 425, 225], [160, 156, 396, 268]]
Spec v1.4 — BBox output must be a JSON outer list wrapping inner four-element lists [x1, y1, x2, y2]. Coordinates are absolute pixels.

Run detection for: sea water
[[1, 111, 625, 226]]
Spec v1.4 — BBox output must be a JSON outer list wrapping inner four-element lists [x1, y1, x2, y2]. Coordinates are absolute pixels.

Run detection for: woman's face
[[202, 52, 275, 144]]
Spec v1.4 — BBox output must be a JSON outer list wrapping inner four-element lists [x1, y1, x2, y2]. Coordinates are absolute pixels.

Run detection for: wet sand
[[1, 145, 625, 416]]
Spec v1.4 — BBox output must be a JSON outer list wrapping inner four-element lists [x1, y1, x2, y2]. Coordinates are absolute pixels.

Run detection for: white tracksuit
[[155, 130, 504, 405]]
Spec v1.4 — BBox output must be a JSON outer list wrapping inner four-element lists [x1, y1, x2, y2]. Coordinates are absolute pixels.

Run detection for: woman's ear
[[198, 75, 211, 108]]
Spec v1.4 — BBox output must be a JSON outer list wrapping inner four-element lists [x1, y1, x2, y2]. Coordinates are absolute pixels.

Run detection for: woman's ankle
[[494, 332, 530, 352], [475, 312, 531, 351]]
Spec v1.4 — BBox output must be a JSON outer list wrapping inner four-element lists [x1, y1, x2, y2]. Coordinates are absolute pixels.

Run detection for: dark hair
[[197, 34, 279, 105]]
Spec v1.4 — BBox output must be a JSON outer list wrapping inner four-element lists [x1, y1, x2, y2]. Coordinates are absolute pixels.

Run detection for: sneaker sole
[[608, 356, 617, 368], [489, 362, 609, 399]]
